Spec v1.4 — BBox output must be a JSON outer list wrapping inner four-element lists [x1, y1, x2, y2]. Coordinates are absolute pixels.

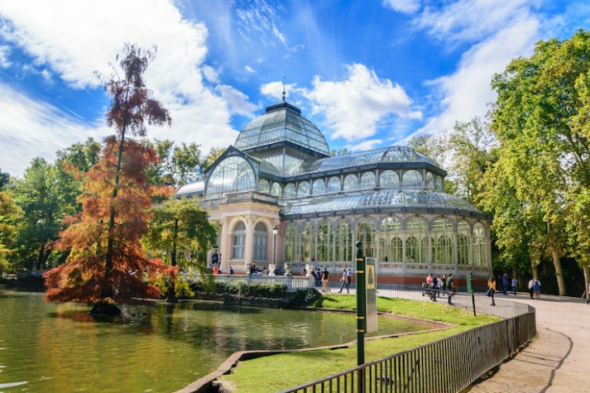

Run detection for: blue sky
[[0, 0, 588, 175]]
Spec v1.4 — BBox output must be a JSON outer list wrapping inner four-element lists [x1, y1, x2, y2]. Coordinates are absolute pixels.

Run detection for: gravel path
[[471, 293, 590, 393]]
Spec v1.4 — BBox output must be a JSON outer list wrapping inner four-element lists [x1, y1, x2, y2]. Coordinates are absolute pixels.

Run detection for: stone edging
[[174, 309, 452, 393]]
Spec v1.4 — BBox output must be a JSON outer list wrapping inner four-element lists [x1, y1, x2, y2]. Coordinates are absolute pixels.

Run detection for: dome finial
[[282, 76, 286, 102]]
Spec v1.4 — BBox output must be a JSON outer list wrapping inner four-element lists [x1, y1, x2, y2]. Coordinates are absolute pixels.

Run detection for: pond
[[0, 291, 429, 393]]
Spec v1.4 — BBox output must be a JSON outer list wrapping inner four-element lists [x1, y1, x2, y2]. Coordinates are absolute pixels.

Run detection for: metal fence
[[280, 290, 536, 393]]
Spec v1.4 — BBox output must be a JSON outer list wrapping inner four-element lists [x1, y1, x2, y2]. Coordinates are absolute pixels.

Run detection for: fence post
[[283, 275, 293, 290], [355, 241, 366, 393]]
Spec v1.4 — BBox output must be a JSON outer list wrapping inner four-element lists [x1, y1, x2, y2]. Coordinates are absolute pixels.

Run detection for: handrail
[[280, 291, 536, 393]]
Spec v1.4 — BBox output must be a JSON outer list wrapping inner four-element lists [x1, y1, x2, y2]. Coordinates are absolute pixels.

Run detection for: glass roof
[[281, 189, 480, 215], [287, 145, 437, 176], [176, 181, 204, 197], [234, 101, 330, 156]]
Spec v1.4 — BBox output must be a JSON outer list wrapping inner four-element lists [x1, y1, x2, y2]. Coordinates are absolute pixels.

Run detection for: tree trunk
[[531, 260, 538, 280], [41, 248, 51, 269], [166, 219, 179, 304], [105, 79, 130, 283], [36, 245, 45, 270], [583, 266, 589, 299], [551, 250, 566, 296]]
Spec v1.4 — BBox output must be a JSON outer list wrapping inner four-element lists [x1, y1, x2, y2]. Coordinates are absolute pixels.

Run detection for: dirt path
[[471, 294, 590, 393]]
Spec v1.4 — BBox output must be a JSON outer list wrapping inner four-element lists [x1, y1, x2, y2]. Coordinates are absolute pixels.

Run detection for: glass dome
[[287, 145, 437, 176], [205, 156, 256, 199], [234, 101, 330, 156], [281, 189, 480, 215]]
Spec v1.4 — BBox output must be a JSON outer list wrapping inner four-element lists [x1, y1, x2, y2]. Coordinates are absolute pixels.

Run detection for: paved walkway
[[471, 294, 590, 393]]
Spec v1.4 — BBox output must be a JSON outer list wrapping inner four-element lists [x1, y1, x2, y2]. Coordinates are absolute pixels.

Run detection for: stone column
[[244, 215, 255, 266], [218, 218, 228, 270], [453, 226, 458, 275]]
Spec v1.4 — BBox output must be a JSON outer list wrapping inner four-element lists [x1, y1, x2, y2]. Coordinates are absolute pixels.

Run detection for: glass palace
[[177, 99, 492, 285]]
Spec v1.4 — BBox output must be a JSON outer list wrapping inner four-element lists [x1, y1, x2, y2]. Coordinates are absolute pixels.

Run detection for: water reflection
[[0, 292, 429, 393]]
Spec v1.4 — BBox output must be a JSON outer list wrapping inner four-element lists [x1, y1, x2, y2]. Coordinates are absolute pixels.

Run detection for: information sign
[[365, 257, 378, 333]]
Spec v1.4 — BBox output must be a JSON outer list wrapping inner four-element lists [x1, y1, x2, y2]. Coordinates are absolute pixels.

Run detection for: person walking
[[487, 276, 496, 306], [502, 273, 509, 295], [322, 267, 330, 293], [442, 274, 447, 294], [430, 274, 438, 301], [511, 277, 518, 295], [446, 274, 454, 305], [528, 278, 534, 299], [534, 278, 541, 300], [338, 268, 350, 293], [347, 269, 352, 288]]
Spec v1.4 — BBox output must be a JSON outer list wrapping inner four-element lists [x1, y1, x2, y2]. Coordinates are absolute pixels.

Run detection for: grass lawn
[[218, 296, 499, 392]]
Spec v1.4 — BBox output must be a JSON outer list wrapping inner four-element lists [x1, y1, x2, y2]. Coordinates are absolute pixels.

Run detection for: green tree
[[0, 171, 20, 275], [489, 30, 590, 295], [449, 117, 497, 205], [145, 139, 204, 187], [201, 146, 226, 173], [145, 198, 217, 302], [12, 158, 64, 270]]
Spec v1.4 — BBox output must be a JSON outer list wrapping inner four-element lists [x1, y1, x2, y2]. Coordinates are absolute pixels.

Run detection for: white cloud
[[0, 0, 252, 175], [260, 81, 297, 101], [417, 13, 540, 136], [347, 139, 383, 151], [415, 0, 537, 44], [382, 0, 420, 14], [0, 45, 10, 68], [0, 84, 108, 175], [303, 64, 421, 141], [215, 85, 258, 118], [245, 65, 256, 73], [202, 65, 220, 83], [272, 24, 287, 46]]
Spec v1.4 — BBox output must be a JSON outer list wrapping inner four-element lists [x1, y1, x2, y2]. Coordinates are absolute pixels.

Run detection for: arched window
[[473, 223, 487, 266], [297, 181, 310, 198], [335, 219, 352, 262], [425, 172, 434, 188], [403, 170, 423, 188], [312, 179, 326, 195], [206, 156, 256, 199], [284, 223, 299, 262], [360, 172, 376, 189], [300, 222, 315, 262], [271, 183, 281, 197], [432, 218, 454, 264], [284, 183, 296, 198], [343, 174, 359, 191], [317, 220, 332, 262], [232, 221, 246, 260], [328, 177, 341, 192], [406, 217, 428, 263], [380, 170, 399, 188], [435, 176, 444, 190], [356, 218, 376, 258], [457, 221, 470, 265], [258, 179, 270, 194], [254, 222, 268, 261], [380, 217, 402, 263]]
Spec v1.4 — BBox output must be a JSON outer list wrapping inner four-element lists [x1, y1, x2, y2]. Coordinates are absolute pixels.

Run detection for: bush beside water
[[181, 278, 322, 308]]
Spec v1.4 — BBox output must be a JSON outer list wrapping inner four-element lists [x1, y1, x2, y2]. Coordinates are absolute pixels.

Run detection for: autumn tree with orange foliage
[[43, 45, 174, 314]]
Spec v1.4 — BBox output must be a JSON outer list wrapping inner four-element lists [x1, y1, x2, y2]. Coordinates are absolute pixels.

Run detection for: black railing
[[280, 290, 536, 393]]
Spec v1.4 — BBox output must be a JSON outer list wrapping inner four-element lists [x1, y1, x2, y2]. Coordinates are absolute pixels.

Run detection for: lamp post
[[355, 240, 366, 392], [272, 225, 278, 268]]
